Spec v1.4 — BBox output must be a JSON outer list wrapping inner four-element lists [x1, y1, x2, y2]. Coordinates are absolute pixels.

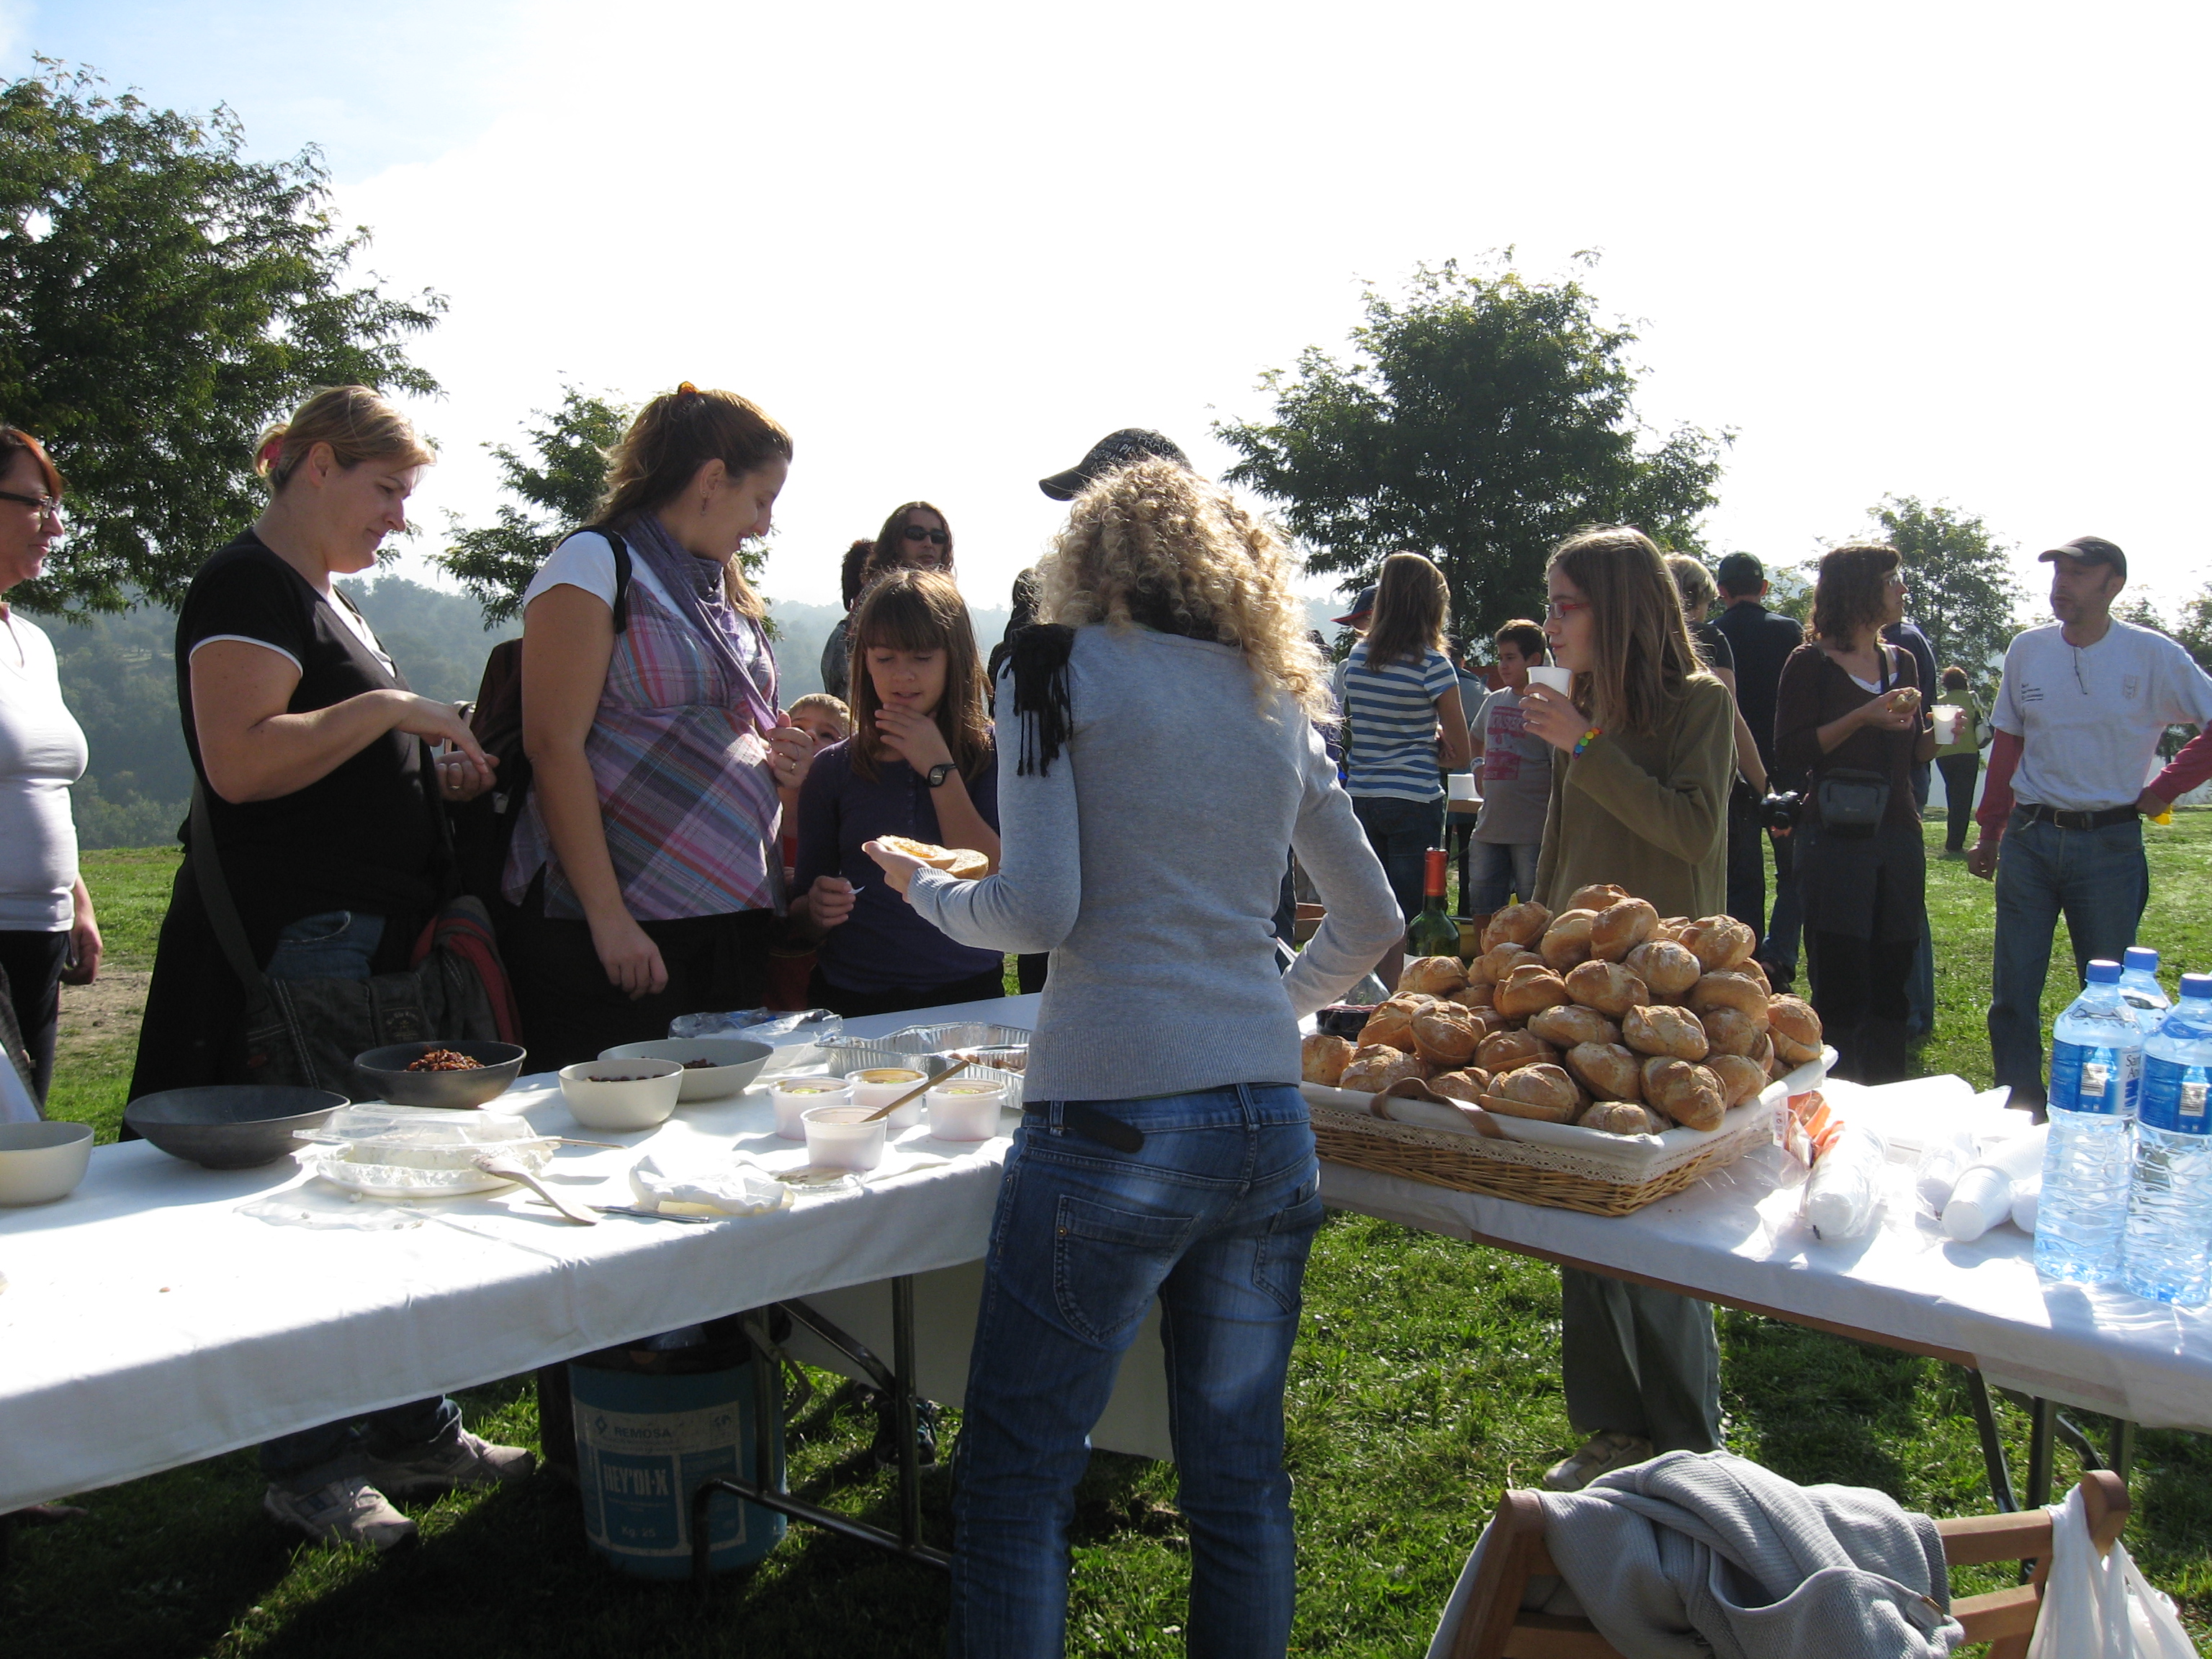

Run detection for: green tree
[[2175, 581, 2212, 673], [1217, 256, 1727, 630], [1, 62, 444, 611], [1867, 496, 2025, 675]]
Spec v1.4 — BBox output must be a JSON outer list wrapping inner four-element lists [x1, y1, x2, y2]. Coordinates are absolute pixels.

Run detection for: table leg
[[2110, 1419, 2138, 1485], [2026, 1397, 2057, 1510], [1964, 1369, 2017, 1513]]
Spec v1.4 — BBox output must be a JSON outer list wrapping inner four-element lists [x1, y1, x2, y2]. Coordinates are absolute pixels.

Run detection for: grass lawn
[[9, 827, 2210, 1656]]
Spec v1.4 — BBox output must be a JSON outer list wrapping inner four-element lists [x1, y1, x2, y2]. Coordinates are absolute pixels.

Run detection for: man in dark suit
[[1712, 554, 1805, 988]]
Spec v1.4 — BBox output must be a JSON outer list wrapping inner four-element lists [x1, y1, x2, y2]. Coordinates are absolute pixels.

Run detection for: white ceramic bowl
[[850, 1066, 931, 1130], [598, 1038, 774, 1102], [0, 1120, 95, 1205], [559, 1058, 684, 1130], [927, 1080, 1007, 1143], [771, 1075, 854, 1139], [803, 1105, 887, 1172]]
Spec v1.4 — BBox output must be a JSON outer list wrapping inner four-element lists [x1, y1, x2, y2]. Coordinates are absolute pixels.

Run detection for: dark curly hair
[[1810, 543, 1901, 646]]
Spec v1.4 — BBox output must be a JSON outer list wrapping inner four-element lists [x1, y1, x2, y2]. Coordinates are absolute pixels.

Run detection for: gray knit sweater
[[905, 625, 1403, 1102]]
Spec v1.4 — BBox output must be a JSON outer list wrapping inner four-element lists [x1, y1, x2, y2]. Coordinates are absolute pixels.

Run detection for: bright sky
[[13, 1, 2212, 624]]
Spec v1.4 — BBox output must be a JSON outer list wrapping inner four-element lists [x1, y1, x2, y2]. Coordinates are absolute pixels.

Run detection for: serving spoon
[[857, 1060, 966, 1123], [475, 1153, 598, 1224]]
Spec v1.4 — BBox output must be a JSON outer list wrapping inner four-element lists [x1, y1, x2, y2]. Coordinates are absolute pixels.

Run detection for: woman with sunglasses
[[1517, 525, 1735, 1495], [819, 503, 957, 701], [0, 426, 100, 1111]]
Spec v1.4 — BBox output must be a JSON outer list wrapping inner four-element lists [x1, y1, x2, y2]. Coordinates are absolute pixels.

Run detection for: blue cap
[[2181, 974, 2212, 1002], [2086, 960, 2121, 984], [1333, 584, 1377, 625], [2125, 947, 2160, 973]]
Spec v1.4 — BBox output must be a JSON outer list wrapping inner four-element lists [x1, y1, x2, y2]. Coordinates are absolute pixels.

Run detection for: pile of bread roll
[[1301, 884, 1825, 1138]]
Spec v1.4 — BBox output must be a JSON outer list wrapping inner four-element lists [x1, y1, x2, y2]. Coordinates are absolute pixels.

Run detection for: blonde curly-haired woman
[[868, 459, 1401, 1658]]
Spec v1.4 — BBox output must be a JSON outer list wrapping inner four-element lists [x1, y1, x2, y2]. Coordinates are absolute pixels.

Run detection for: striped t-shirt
[[1342, 643, 1457, 801]]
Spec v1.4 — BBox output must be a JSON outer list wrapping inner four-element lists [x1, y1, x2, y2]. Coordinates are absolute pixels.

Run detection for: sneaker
[[263, 1475, 417, 1551], [359, 1429, 535, 1498], [1542, 1431, 1653, 1492]]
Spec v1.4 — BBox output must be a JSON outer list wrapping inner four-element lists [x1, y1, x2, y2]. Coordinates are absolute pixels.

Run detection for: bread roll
[[1623, 939, 1702, 1000], [1768, 996, 1824, 1064], [1699, 1007, 1763, 1058], [1539, 911, 1598, 972], [1564, 882, 1631, 916], [1494, 963, 1573, 1020], [1706, 1053, 1768, 1108], [1680, 914, 1757, 971], [874, 835, 992, 881], [1484, 1063, 1581, 1121], [1528, 1004, 1621, 1049], [1341, 1046, 1425, 1091], [1653, 916, 1692, 944], [1480, 900, 1552, 951], [1564, 960, 1649, 1020], [1359, 996, 1429, 1053], [1302, 1033, 1355, 1086], [1411, 1008, 1483, 1069], [1590, 898, 1660, 962], [1751, 1031, 1778, 1075], [1688, 971, 1771, 1024], [1641, 1058, 1726, 1130], [1735, 956, 1772, 994], [1579, 1100, 1661, 1136], [1472, 943, 1542, 985], [1564, 1040, 1642, 1102], [1448, 983, 1497, 1013], [1400, 956, 1469, 996], [1429, 1068, 1490, 1104], [1477, 1028, 1557, 1075], [1622, 1003, 1709, 1061]]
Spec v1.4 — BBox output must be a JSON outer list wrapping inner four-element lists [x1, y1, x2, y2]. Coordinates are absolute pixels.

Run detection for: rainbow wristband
[[1570, 727, 1604, 758]]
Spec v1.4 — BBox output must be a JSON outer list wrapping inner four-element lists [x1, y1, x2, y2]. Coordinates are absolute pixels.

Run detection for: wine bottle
[[1406, 848, 1462, 961]]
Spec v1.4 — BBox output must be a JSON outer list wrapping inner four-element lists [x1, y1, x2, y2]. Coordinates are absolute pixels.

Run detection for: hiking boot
[[358, 1429, 534, 1498], [262, 1475, 417, 1552], [1542, 1431, 1653, 1492]]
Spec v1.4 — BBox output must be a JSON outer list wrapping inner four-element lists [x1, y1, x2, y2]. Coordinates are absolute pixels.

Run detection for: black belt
[[2017, 802, 2139, 832], [1021, 1100, 1144, 1152]]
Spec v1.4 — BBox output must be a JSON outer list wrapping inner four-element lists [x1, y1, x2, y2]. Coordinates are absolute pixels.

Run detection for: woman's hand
[[386, 691, 495, 771], [863, 838, 927, 898], [872, 702, 954, 773], [432, 731, 498, 802], [806, 875, 858, 929], [768, 712, 817, 792], [61, 878, 101, 986], [1858, 691, 1919, 732], [587, 909, 669, 999], [1519, 683, 1593, 753]]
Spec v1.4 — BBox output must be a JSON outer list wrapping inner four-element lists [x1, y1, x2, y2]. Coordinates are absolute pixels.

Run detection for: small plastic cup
[[1930, 704, 1963, 745], [851, 1066, 930, 1130], [803, 1105, 887, 1172], [927, 1080, 1008, 1142], [1524, 665, 1573, 696], [771, 1076, 853, 1139]]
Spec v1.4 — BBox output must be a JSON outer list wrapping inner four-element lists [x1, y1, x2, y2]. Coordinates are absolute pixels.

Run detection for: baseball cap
[[2037, 536, 2126, 580], [1038, 428, 1190, 500], [1332, 584, 1377, 626], [1714, 552, 1765, 593]]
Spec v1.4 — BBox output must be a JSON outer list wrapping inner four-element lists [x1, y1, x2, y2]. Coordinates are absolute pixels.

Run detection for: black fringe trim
[[1010, 624, 1076, 777]]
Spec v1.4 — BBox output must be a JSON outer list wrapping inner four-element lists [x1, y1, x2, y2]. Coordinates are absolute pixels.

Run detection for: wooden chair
[[1444, 1470, 2129, 1659]]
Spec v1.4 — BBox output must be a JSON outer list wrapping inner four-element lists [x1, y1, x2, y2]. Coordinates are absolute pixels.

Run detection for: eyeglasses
[[0, 488, 61, 521], [1545, 598, 1588, 619], [900, 525, 949, 547]]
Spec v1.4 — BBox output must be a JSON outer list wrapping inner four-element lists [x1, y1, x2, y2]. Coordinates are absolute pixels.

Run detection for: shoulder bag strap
[[189, 781, 269, 993], [602, 528, 632, 633]]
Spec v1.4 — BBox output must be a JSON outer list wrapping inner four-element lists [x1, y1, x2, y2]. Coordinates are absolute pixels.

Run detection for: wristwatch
[[925, 762, 956, 788]]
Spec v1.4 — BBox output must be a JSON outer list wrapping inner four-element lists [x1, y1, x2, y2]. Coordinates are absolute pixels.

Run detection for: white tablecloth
[[0, 997, 1040, 1514], [1320, 1074, 2212, 1433]]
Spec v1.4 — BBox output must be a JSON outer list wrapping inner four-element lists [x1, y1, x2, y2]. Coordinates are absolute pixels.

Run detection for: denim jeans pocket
[[278, 910, 356, 947], [265, 909, 387, 984], [1251, 1173, 1324, 1315], [1053, 1192, 1197, 1346]]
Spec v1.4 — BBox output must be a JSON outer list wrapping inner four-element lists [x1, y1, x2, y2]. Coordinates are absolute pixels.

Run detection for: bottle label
[[2140, 1057, 2212, 1134], [2049, 1040, 2139, 1116]]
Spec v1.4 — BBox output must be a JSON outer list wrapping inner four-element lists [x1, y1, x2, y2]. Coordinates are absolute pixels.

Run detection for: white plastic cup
[[803, 1105, 887, 1172], [851, 1067, 930, 1130], [771, 1076, 853, 1140], [1930, 704, 1963, 745], [1524, 665, 1573, 696], [927, 1080, 1008, 1142]]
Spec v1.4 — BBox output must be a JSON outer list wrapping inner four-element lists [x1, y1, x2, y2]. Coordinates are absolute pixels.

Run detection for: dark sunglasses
[[900, 525, 949, 547]]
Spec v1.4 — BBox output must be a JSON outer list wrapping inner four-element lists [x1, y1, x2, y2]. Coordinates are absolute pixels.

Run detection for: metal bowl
[[123, 1087, 348, 1169], [352, 1041, 527, 1109]]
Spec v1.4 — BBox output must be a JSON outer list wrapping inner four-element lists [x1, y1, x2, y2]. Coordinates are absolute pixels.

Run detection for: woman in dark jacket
[[1773, 543, 1936, 1083]]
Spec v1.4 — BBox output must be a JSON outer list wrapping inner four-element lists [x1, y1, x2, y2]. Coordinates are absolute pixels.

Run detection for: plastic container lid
[[2085, 960, 2121, 984], [2125, 947, 2161, 973], [1942, 1164, 2014, 1241], [296, 1106, 543, 1149]]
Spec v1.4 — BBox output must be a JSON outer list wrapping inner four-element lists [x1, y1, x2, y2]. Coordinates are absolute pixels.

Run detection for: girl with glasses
[[819, 502, 958, 701]]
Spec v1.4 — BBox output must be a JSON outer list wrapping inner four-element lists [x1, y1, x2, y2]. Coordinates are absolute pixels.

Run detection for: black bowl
[[124, 1086, 348, 1169], [353, 1041, 527, 1109]]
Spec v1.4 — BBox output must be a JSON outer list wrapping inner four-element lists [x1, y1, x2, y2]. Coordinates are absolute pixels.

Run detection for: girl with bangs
[[1519, 525, 1737, 1495], [864, 461, 1401, 1658], [789, 567, 1004, 1016]]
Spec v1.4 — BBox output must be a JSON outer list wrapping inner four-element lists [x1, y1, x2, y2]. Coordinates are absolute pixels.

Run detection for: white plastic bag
[[1804, 1123, 1887, 1240], [2026, 1484, 2197, 1658]]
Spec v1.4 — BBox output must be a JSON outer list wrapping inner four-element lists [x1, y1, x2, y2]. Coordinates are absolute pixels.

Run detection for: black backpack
[[451, 529, 631, 904]]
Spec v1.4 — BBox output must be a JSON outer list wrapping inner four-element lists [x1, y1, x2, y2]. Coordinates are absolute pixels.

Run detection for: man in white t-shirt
[[1970, 536, 2212, 1106]]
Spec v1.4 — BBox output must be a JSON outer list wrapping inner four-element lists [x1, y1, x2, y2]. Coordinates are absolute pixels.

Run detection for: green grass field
[[9, 824, 2210, 1656]]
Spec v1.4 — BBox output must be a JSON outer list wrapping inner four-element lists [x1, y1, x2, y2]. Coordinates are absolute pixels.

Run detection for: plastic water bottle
[[2122, 974, 2212, 1306], [2033, 961, 2144, 1285], [2119, 946, 2172, 1018]]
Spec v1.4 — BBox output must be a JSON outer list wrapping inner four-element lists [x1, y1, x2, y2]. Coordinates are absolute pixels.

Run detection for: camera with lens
[[1760, 789, 1803, 835]]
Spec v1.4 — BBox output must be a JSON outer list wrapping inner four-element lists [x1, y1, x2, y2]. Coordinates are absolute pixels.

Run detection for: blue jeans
[[949, 1086, 1323, 1659], [1351, 794, 1444, 927], [264, 909, 386, 982], [1465, 840, 1540, 914], [1989, 811, 2149, 1106]]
